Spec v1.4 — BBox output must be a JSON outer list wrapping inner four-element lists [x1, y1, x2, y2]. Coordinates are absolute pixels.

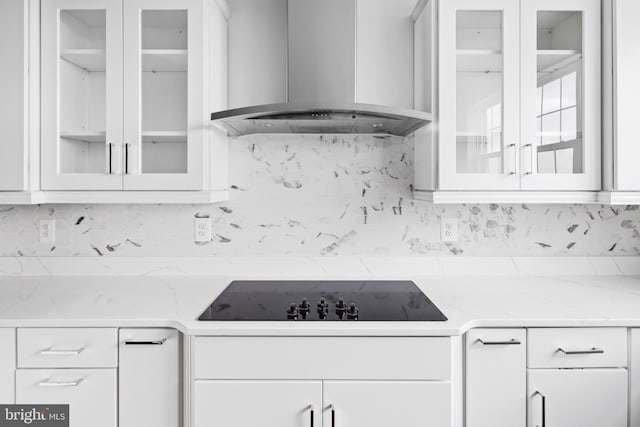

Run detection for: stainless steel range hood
[[211, 103, 431, 137], [211, 0, 432, 138]]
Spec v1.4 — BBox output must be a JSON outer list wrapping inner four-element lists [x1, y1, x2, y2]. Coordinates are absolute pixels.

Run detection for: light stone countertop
[[0, 257, 638, 336]]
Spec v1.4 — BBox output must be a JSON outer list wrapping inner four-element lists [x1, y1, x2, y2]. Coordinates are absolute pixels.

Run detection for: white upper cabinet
[[439, 0, 521, 191], [0, 0, 37, 197], [40, 0, 229, 202], [123, 0, 205, 191], [601, 0, 640, 203], [520, 0, 601, 191], [416, 0, 601, 203], [42, 0, 123, 191]]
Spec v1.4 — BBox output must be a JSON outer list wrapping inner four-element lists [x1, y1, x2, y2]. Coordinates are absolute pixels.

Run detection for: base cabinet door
[[194, 380, 322, 427], [527, 369, 627, 427], [632, 330, 640, 427], [16, 369, 117, 427], [0, 329, 15, 403], [119, 328, 180, 427], [466, 329, 526, 427], [323, 381, 451, 427]]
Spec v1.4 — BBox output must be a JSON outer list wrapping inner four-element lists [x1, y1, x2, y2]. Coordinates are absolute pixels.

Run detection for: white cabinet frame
[[41, 0, 124, 191], [438, 0, 521, 191], [520, 0, 601, 191], [123, 0, 206, 191]]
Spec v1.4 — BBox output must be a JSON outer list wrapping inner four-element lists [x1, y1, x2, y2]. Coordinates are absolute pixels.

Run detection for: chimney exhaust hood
[[211, 0, 432, 138]]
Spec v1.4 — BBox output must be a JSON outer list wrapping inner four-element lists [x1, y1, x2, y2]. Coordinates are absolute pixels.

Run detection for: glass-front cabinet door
[[520, 0, 600, 190], [41, 0, 123, 190], [123, 0, 205, 190], [439, 0, 520, 191]]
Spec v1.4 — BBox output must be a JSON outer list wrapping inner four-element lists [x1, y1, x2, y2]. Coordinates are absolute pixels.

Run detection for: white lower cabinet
[[632, 329, 640, 427], [15, 369, 117, 427], [465, 329, 526, 427], [323, 381, 450, 427], [192, 337, 453, 427], [119, 328, 180, 427], [527, 369, 627, 427], [194, 380, 450, 427], [0, 329, 16, 403], [194, 381, 322, 427]]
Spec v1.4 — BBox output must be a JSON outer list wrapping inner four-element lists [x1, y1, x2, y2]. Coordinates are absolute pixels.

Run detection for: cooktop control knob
[[286, 303, 299, 320], [346, 303, 359, 320], [299, 298, 310, 313], [335, 298, 347, 319], [317, 298, 329, 319]]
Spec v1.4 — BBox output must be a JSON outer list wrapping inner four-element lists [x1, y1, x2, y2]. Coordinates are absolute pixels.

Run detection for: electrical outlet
[[440, 217, 458, 242], [194, 217, 212, 243], [39, 219, 56, 243]]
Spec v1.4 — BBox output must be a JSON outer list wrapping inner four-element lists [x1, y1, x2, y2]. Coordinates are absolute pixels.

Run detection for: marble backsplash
[[0, 135, 638, 257]]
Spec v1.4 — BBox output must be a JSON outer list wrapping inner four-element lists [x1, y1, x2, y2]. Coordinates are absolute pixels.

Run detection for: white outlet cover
[[440, 217, 458, 242], [194, 217, 212, 243], [39, 219, 56, 243]]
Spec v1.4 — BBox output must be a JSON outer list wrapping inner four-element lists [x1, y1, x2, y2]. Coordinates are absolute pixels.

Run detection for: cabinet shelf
[[142, 131, 187, 143], [142, 50, 187, 72], [61, 49, 106, 72], [537, 50, 581, 75], [61, 131, 106, 143], [456, 50, 503, 73]]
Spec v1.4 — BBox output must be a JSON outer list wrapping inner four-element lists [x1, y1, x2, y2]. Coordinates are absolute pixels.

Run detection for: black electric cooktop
[[198, 280, 448, 321]]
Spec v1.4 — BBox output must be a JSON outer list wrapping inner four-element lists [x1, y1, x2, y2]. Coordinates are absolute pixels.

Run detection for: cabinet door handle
[[477, 338, 521, 346], [108, 143, 114, 174], [523, 143, 534, 175], [307, 404, 314, 427], [124, 338, 167, 345], [39, 379, 82, 387], [40, 347, 85, 355], [507, 144, 517, 175], [124, 143, 130, 174], [327, 404, 335, 427], [558, 347, 604, 355], [534, 391, 546, 427]]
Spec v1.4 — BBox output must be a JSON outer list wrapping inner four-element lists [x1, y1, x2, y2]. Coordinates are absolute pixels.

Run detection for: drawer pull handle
[[477, 338, 521, 346], [534, 391, 546, 427], [308, 404, 314, 427], [327, 404, 335, 427], [40, 347, 85, 355], [124, 338, 167, 345], [39, 379, 82, 387], [558, 347, 604, 355]]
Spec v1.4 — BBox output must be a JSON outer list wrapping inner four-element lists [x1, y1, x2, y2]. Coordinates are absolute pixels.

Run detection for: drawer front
[[16, 369, 116, 427], [528, 328, 627, 369], [18, 328, 117, 368], [193, 337, 451, 380]]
